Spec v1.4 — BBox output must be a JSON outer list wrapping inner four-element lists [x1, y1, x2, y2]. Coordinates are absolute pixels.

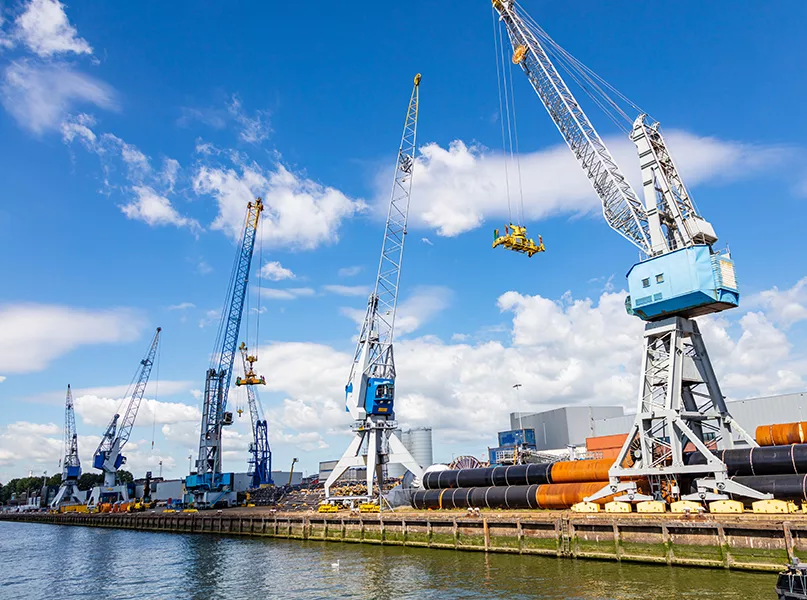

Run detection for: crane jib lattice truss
[[492, 0, 767, 502], [324, 75, 425, 503], [187, 198, 263, 501], [87, 327, 162, 507]]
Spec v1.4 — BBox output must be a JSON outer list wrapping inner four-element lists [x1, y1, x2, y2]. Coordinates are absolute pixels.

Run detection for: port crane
[[87, 327, 162, 507], [236, 342, 273, 488], [50, 384, 84, 509], [186, 198, 263, 507], [492, 0, 769, 502], [324, 75, 425, 502]]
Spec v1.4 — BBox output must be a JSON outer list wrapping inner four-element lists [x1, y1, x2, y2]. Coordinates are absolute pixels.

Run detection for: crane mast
[[88, 327, 162, 507], [50, 385, 84, 509], [237, 342, 272, 488], [186, 198, 263, 507], [492, 0, 766, 503], [324, 75, 425, 502]]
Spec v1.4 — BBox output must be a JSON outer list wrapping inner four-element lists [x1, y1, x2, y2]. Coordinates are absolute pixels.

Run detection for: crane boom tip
[[414, 73, 421, 86]]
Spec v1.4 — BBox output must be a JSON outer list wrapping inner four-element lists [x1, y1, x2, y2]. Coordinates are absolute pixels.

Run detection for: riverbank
[[2, 508, 803, 572]]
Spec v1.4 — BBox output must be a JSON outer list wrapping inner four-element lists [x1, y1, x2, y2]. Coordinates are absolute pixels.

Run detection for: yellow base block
[[359, 503, 380, 513], [752, 499, 798, 514], [182, 509, 198, 513], [709, 500, 744, 514], [670, 501, 704, 514], [571, 502, 601, 513], [636, 501, 666, 514], [318, 504, 338, 513], [604, 501, 632, 513]]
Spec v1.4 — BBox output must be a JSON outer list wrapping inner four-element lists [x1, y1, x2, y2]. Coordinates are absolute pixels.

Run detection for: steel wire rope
[[150, 338, 161, 450], [499, 23, 519, 224], [505, 44, 526, 226], [255, 219, 263, 361], [492, 8, 513, 222]]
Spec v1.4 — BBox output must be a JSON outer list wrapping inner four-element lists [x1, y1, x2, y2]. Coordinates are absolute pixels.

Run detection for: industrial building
[[511, 391, 807, 451]]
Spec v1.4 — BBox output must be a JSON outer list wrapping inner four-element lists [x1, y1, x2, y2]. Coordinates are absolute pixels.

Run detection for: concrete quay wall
[[1, 511, 802, 572]]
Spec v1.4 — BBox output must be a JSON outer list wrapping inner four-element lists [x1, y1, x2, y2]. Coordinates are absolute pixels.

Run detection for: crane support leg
[[585, 316, 770, 503]]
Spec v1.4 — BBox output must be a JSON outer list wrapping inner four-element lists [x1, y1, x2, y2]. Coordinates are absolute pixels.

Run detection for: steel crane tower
[[50, 384, 84, 509], [324, 75, 425, 502], [186, 198, 263, 507], [87, 327, 162, 507], [492, 1, 768, 502], [236, 342, 272, 487]]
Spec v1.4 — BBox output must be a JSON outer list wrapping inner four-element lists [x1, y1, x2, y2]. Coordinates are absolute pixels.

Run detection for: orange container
[[549, 458, 613, 483], [586, 434, 628, 452], [534, 482, 612, 509], [756, 422, 807, 446]]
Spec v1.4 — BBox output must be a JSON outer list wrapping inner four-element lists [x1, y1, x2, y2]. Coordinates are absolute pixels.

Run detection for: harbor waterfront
[[0, 520, 775, 599], [1, 508, 804, 573]]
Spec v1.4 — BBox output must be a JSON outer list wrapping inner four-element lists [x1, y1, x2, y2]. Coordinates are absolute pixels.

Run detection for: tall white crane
[[324, 75, 425, 502], [492, 1, 768, 502], [50, 384, 84, 509], [88, 327, 162, 507]]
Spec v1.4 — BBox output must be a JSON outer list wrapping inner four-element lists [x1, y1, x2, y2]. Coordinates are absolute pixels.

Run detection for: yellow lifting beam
[[492, 224, 545, 257]]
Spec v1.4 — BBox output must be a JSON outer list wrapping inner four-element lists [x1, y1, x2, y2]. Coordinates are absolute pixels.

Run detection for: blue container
[[497, 428, 537, 447], [626, 245, 739, 321]]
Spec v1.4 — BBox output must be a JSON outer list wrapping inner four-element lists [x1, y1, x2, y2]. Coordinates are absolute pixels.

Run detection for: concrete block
[[670, 500, 703, 514], [604, 501, 632, 513], [571, 501, 601, 513], [709, 500, 744, 514], [636, 500, 666, 513]]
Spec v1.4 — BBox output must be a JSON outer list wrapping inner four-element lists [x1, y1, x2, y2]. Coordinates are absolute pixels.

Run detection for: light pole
[[513, 384, 523, 430], [188, 454, 192, 474]]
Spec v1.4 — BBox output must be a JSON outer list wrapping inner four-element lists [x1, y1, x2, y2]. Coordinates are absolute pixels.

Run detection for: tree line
[[0, 470, 134, 504]]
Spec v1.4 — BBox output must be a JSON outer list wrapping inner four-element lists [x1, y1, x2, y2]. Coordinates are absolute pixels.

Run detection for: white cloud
[[24, 381, 195, 406], [339, 285, 452, 337], [0, 376, 5, 383], [260, 261, 295, 281], [421, 237, 434, 246], [0, 304, 144, 374], [228, 95, 270, 144], [1, 60, 116, 134], [161, 158, 180, 191], [747, 277, 807, 328], [260, 287, 315, 300], [403, 133, 789, 237], [323, 284, 371, 297], [121, 186, 200, 230], [168, 302, 195, 311], [193, 162, 365, 250], [338, 266, 362, 277], [74, 395, 200, 428], [0, 421, 61, 468], [14, 0, 92, 57]]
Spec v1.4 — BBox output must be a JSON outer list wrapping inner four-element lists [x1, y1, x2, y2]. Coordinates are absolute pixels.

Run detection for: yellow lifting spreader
[[235, 342, 266, 387], [493, 224, 545, 257]]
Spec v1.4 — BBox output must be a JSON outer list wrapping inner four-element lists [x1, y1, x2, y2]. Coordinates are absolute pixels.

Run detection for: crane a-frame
[[492, 0, 769, 502], [324, 75, 425, 503], [87, 327, 162, 507], [50, 384, 85, 509], [185, 198, 263, 507]]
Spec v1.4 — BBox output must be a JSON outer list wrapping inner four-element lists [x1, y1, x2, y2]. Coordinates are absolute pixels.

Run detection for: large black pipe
[[731, 475, 807, 501], [686, 444, 807, 476], [422, 464, 552, 490], [411, 485, 541, 510]]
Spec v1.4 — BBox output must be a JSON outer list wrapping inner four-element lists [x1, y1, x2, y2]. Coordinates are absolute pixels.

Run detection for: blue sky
[[1, 0, 807, 482]]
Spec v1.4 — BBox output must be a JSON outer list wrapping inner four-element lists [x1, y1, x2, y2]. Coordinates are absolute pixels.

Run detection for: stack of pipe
[[411, 459, 617, 510], [686, 443, 807, 501], [756, 422, 807, 446]]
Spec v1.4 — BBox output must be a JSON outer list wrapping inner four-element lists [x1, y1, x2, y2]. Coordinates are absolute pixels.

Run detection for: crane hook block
[[492, 223, 545, 257], [512, 45, 527, 64]]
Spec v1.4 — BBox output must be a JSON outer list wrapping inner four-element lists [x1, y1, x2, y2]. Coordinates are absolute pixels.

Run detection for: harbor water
[[0, 521, 776, 599]]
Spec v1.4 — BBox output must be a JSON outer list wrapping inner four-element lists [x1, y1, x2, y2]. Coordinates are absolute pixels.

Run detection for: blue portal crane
[[324, 75, 425, 502], [87, 327, 162, 507], [236, 342, 272, 488], [492, 0, 768, 502], [186, 198, 263, 507], [50, 384, 84, 509]]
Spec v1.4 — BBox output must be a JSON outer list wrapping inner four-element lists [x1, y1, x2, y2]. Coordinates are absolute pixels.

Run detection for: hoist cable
[[492, 8, 513, 222]]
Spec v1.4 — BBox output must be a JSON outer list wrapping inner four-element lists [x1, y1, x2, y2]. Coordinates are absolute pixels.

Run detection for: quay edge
[[0, 510, 802, 573]]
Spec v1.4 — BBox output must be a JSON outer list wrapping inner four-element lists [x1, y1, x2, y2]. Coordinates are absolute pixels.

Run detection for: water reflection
[[0, 522, 775, 599]]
